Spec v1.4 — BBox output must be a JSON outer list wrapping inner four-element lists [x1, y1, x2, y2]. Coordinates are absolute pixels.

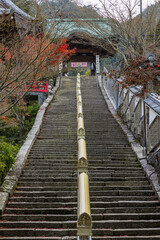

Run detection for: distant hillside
[[39, 0, 100, 19], [10, 0, 100, 19]]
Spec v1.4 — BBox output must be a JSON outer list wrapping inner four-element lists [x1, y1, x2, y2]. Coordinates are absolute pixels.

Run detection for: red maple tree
[[0, 35, 76, 134]]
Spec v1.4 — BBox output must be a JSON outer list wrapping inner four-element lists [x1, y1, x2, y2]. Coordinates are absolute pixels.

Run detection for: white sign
[[96, 55, 100, 74]]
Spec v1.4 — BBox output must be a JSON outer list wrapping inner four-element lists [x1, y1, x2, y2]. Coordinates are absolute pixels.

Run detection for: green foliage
[[0, 125, 20, 144], [0, 103, 39, 144], [26, 103, 39, 120], [85, 69, 91, 76], [0, 102, 39, 185], [0, 138, 19, 184], [69, 68, 89, 76], [69, 68, 77, 76], [24, 103, 39, 133]]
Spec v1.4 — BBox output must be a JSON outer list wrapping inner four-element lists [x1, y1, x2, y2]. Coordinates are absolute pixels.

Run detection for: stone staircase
[[0, 76, 160, 239], [81, 77, 160, 239], [0, 77, 77, 239]]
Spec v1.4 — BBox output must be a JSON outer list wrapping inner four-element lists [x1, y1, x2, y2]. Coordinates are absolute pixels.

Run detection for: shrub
[[0, 138, 19, 184], [85, 69, 91, 76], [0, 102, 39, 185]]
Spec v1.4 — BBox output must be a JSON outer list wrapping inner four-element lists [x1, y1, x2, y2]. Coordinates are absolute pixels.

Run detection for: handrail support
[[77, 236, 92, 240]]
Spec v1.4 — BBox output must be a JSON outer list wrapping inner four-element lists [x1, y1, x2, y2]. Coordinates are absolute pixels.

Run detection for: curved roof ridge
[[0, 0, 34, 19]]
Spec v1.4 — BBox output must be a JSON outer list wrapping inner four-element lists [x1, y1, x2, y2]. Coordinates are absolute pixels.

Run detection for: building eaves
[[0, 0, 34, 19]]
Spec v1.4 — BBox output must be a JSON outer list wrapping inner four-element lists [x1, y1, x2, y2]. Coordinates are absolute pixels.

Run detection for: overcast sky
[[79, 0, 157, 13]]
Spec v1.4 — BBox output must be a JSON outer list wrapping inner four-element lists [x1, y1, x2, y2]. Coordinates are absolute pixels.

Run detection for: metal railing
[[102, 69, 160, 153], [76, 73, 92, 239]]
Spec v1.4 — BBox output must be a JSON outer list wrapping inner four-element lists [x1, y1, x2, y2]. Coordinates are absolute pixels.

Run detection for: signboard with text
[[71, 62, 88, 68]]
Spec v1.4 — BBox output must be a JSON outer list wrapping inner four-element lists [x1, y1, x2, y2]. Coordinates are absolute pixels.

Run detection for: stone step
[[90, 177, 147, 181], [0, 228, 76, 237], [92, 228, 160, 236], [93, 236, 160, 240], [6, 201, 160, 209], [9, 195, 157, 202], [2, 237, 160, 240], [19, 175, 147, 182], [33, 143, 130, 146], [90, 181, 149, 186], [1, 220, 160, 230], [7, 199, 160, 209], [94, 213, 160, 220], [16, 181, 148, 187], [5, 206, 160, 215], [91, 207, 160, 215], [14, 188, 154, 196], [92, 220, 160, 229], [22, 171, 142, 176], [7, 202, 77, 208], [18, 177, 77, 182], [24, 165, 141, 170], [90, 167, 143, 171], [9, 196, 77, 202], [27, 160, 139, 164], [3, 213, 160, 222], [5, 208, 77, 215], [0, 221, 76, 229], [2, 214, 77, 221], [29, 152, 77, 155], [15, 187, 77, 193], [0, 237, 77, 240], [17, 183, 152, 190], [27, 155, 137, 160]]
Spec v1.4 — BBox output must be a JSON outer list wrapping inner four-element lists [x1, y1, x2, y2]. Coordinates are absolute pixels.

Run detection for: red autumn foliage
[[0, 36, 76, 80]]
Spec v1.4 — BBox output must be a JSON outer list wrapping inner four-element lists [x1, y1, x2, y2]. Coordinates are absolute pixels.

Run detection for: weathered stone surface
[[0, 192, 9, 215], [0, 179, 17, 196]]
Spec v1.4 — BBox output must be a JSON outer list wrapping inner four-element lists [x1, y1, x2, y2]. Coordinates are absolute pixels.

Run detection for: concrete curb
[[98, 78, 160, 198], [0, 78, 60, 215]]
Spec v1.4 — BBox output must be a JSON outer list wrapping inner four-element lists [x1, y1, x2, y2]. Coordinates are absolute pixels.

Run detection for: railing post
[[116, 80, 119, 111], [143, 99, 147, 156]]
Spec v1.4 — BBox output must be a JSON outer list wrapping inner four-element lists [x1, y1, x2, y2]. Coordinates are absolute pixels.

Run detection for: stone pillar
[[38, 93, 47, 105]]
